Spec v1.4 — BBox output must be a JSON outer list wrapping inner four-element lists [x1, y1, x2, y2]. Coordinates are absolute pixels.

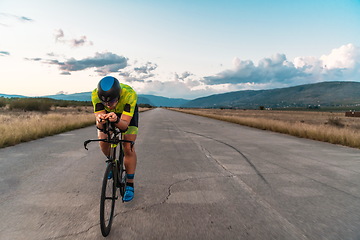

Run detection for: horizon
[[1, 0, 360, 99], [1, 80, 357, 101]]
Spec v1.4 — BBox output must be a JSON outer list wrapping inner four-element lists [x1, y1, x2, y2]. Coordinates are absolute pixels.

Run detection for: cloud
[[54, 29, 64, 42], [119, 61, 158, 82], [204, 53, 309, 86], [128, 70, 213, 99], [203, 43, 360, 89], [19, 16, 32, 21], [0, 51, 10, 56], [24, 57, 42, 61], [71, 36, 93, 47], [0, 13, 33, 26], [320, 43, 360, 69], [56, 91, 69, 95], [135, 79, 214, 99], [174, 71, 193, 82], [134, 62, 158, 74], [54, 29, 93, 47], [43, 52, 128, 75]]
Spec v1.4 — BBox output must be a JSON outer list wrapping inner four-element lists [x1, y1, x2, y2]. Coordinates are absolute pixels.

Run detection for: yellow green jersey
[[91, 83, 138, 117]]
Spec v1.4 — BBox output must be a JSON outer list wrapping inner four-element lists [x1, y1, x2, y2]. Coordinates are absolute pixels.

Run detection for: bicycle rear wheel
[[100, 163, 116, 237]]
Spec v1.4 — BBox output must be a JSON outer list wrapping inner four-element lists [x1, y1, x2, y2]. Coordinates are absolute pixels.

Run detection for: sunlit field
[[0, 106, 150, 148], [172, 108, 360, 149], [0, 106, 95, 148]]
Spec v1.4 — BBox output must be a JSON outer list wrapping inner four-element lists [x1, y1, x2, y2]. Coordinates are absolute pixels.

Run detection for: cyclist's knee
[[124, 144, 136, 156]]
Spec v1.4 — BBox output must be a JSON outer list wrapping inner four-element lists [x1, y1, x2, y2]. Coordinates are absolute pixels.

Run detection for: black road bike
[[84, 119, 134, 237]]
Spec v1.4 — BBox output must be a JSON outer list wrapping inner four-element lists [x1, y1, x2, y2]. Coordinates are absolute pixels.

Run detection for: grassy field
[[172, 108, 360, 149], [0, 106, 150, 148], [0, 106, 95, 148]]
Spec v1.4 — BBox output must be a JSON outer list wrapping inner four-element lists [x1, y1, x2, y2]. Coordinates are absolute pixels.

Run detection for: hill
[[44, 92, 92, 102], [139, 94, 189, 107], [182, 81, 360, 109], [0, 91, 189, 107], [0, 93, 27, 98], [2, 81, 360, 109]]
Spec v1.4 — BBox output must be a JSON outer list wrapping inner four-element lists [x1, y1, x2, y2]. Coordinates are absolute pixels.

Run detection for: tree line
[[0, 97, 155, 112], [0, 97, 92, 112]]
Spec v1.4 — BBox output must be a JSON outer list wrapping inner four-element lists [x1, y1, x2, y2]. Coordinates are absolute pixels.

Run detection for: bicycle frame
[[84, 119, 135, 190], [84, 119, 135, 236]]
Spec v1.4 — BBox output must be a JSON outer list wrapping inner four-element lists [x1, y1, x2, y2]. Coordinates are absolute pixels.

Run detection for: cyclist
[[91, 76, 138, 202]]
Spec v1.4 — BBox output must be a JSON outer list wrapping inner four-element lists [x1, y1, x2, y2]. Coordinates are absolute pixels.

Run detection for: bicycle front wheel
[[100, 163, 116, 237], [119, 162, 127, 199]]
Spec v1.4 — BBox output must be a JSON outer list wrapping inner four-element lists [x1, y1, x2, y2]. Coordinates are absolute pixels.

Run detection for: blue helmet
[[97, 76, 121, 102]]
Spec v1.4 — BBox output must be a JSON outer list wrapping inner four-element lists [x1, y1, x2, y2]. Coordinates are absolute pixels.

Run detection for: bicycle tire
[[100, 163, 116, 237], [119, 161, 127, 199]]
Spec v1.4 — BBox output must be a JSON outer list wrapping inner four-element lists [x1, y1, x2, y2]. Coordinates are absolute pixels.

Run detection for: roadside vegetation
[[0, 97, 153, 148], [172, 108, 360, 149]]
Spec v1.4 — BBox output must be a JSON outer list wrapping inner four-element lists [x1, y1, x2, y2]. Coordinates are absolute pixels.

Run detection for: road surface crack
[[184, 131, 269, 185]]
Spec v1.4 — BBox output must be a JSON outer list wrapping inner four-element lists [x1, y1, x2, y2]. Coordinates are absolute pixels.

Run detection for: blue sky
[[1, 0, 360, 99]]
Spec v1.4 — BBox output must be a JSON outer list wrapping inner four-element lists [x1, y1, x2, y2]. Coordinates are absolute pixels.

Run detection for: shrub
[[138, 103, 154, 108], [327, 117, 345, 128], [0, 97, 7, 108], [9, 98, 52, 112]]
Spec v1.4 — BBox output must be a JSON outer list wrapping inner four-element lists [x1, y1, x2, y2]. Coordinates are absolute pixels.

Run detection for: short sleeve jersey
[[92, 83, 137, 117]]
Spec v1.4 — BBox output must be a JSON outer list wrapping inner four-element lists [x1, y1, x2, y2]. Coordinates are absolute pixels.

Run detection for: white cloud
[[203, 43, 360, 90], [119, 61, 158, 83], [320, 43, 360, 69], [134, 79, 218, 99], [124, 44, 360, 99], [203, 54, 308, 86], [24, 43, 360, 99]]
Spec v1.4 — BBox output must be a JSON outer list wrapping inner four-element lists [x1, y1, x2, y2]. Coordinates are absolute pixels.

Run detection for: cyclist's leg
[[123, 133, 137, 182], [123, 133, 137, 202], [123, 105, 139, 183]]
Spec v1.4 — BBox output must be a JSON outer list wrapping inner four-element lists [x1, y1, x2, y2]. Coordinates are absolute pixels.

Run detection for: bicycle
[[84, 119, 134, 237]]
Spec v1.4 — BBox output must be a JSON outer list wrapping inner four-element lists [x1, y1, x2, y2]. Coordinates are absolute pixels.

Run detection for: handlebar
[[84, 119, 134, 150]]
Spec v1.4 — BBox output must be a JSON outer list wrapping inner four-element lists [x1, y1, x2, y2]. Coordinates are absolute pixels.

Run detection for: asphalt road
[[1, 108, 360, 240]]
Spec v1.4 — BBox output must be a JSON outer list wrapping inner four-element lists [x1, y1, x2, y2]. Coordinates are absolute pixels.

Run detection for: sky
[[1, 0, 360, 99]]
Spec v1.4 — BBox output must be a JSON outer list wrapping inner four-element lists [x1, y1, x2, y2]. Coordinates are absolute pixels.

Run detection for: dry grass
[[0, 106, 152, 148], [172, 108, 360, 149], [0, 107, 95, 148]]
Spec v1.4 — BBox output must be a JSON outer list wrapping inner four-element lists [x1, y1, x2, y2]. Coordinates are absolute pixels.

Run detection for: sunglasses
[[102, 98, 118, 106]]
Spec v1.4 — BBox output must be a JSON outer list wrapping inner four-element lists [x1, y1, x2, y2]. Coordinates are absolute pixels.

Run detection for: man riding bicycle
[[91, 76, 138, 202]]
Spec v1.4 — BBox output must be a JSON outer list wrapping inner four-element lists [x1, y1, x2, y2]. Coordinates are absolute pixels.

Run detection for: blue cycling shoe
[[123, 186, 134, 202]]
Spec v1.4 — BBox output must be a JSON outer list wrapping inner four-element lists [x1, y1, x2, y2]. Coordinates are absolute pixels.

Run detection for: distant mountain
[[0, 91, 189, 107], [139, 94, 189, 107], [182, 81, 360, 108], [0, 93, 27, 98], [44, 92, 92, 102], [3, 81, 359, 108], [43, 92, 189, 107]]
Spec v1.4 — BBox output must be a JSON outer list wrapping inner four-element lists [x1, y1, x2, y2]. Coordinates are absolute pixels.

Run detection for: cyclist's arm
[[115, 114, 131, 131], [95, 111, 131, 132]]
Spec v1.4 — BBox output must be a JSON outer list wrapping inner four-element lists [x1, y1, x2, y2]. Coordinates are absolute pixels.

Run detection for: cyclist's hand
[[107, 112, 119, 123], [96, 114, 107, 124]]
